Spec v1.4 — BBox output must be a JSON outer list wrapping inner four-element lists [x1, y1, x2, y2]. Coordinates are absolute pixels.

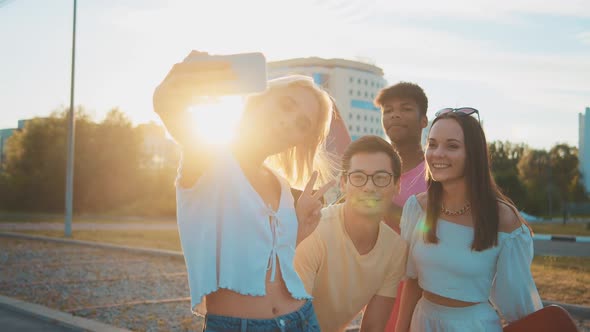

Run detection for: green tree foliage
[[517, 149, 552, 215], [516, 145, 586, 216], [0, 107, 178, 215], [3, 114, 69, 211], [489, 141, 527, 207], [548, 144, 586, 207], [1, 107, 585, 218]]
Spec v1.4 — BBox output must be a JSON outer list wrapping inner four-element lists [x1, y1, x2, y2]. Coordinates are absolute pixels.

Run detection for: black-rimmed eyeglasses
[[435, 107, 480, 122], [345, 171, 394, 187]]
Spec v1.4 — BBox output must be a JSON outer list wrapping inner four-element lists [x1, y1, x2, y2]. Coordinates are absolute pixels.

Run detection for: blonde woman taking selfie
[[154, 51, 335, 332]]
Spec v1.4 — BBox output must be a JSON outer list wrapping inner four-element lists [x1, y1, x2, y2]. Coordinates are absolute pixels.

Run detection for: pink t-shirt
[[386, 160, 427, 332], [392, 160, 427, 208]]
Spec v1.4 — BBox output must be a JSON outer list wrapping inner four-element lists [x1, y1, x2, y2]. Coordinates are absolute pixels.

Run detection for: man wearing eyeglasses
[[294, 135, 408, 332]]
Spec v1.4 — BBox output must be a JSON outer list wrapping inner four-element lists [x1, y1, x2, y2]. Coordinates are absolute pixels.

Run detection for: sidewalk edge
[[0, 294, 132, 332]]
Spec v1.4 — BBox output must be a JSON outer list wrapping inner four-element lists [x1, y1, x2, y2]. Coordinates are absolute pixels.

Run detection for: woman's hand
[[296, 171, 335, 244], [152, 50, 235, 146], [153, 50, 235, 116]]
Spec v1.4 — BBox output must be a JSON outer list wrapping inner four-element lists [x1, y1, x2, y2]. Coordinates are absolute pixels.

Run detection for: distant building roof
[[269, 57, 384, 76]]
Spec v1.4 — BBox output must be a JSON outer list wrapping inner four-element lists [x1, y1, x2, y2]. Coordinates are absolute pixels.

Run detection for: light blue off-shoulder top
[[401, 195, 543, 323], [175, 149, 311, 316]]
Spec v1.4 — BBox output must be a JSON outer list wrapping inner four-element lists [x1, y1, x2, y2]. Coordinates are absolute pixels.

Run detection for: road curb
[[0, 294, 131, 332], [0, 231, 184, 258], [534, 233, 590, 243]]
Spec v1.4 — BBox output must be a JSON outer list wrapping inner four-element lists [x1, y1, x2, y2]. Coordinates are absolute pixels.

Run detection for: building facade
[[268, 57, 388, 141], [579, 107, 590, 192]]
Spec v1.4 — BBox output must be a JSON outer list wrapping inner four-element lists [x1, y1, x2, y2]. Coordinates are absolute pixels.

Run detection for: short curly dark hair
[[374, 82, 428, 116]]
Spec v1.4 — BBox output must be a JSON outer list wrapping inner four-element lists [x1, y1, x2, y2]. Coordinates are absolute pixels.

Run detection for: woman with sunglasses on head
[[395, 108, 543, 332], [154, 51, 335, 331]]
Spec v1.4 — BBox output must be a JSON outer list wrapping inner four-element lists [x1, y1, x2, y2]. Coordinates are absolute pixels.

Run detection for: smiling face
[[244, 85, 321, 154], [341, 152, 400, 218], [425, 118, 467, 184], [381, 97, 427, 145]]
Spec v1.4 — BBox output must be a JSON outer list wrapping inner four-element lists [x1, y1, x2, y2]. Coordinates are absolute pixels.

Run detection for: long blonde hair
[[246, 75, 335, 188]]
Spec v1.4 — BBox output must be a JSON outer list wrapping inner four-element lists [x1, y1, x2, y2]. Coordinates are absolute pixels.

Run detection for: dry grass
[[532, 256, 590, 306], [531, 222, 590, 236], [11, 230, 590, 306]]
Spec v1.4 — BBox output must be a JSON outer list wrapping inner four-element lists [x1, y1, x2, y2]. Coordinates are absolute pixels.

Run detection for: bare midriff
[[423, 290, 480, 308], [205, 263, 305, 319]]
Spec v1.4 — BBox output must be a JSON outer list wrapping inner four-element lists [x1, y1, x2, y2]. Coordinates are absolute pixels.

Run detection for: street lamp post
[[65, 0, 77, 237]]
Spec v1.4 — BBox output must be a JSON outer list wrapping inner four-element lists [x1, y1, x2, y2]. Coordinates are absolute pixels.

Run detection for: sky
[[0, 0, 589, 149]]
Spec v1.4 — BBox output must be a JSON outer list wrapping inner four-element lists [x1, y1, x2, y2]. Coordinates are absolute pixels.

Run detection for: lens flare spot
[[188, 96, 245, 146], [418, 221, 429, 233]]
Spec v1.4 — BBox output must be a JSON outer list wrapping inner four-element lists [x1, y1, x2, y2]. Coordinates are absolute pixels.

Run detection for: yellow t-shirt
[[294, 203, 408, 332]]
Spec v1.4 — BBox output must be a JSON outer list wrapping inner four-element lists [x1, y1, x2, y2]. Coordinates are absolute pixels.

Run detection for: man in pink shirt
[[374, 82, 429, 331]]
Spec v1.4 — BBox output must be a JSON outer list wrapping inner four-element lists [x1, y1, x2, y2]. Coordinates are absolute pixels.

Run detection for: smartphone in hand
[[183, 52, 267, 96]]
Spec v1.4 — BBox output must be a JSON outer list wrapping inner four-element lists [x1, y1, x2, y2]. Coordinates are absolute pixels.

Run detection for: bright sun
[[188, 96, 246, 146]]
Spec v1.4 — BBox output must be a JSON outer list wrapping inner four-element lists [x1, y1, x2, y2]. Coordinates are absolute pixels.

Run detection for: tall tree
[[517, 149, 552, 215], [548, 144, 586, 210], [489, 141, 527, 207]]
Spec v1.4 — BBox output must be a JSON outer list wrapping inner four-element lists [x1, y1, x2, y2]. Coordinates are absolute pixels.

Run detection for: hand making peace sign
[[295, 171, 336, 245]]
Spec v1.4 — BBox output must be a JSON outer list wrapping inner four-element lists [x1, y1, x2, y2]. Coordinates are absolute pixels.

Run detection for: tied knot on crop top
[[175, 149, 311, 316], [401, 195, 543, 323], [262, 204, 280, 282]]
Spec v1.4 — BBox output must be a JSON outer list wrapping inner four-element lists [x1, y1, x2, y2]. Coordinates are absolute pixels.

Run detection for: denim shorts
[[203, 300, 320, 332]]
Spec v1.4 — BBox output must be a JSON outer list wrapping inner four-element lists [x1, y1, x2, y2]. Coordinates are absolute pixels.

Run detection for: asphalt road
[[0, 306, 77, 332], [534, 239, 590, 257]]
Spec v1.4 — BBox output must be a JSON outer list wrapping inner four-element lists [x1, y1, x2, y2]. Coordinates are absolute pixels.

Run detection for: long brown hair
[[425, 112, 521, 251]]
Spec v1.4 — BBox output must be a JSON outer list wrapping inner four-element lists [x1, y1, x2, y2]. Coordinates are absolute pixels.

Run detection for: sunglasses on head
[[435, 107, 480, 122]]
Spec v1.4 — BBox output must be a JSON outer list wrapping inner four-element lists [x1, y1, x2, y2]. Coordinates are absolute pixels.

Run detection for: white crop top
[[401, 195, 543, 323], [176, 149, 311, 316]]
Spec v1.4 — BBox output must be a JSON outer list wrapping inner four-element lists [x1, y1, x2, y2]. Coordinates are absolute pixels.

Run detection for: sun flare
[[189, 96, 246, 146]]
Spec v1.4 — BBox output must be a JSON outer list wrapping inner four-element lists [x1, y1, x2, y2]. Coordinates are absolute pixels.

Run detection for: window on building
[[364, 127, 367, 133], [357, 114, 360, 120], [357, 90, 361, 96], [349, 89, 353, 95], [356, 125, 360, 132], [349, 77, 353, 83], [349, 113, 352, 119], [357, 78, 361, 84], [349, 125, 353, 131], [364, 115, 367, 121], [370, 128, 374, 134], [364, 79, 368, 85]]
